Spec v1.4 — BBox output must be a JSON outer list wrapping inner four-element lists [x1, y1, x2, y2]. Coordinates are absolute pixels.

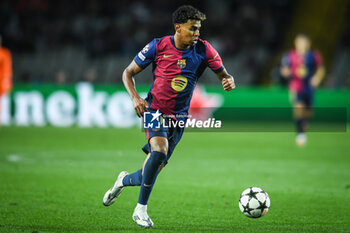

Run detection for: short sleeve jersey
[[134, 36, 224, 119], [282, 49, 322, 93]]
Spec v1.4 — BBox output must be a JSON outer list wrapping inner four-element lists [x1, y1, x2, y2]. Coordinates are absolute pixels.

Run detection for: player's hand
[[132, 96, 149, 118], [281, 66, 291, 78], [222, 76, 235, 91], [310, 76, 319, 88]]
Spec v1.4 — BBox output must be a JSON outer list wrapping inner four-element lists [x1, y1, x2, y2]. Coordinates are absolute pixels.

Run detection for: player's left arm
[[280, 53, 291, 79], [216, 69, 235, 92], [204, 40, 235, 92], [311, 66, 325, 88], [311, 51, 325, 88]]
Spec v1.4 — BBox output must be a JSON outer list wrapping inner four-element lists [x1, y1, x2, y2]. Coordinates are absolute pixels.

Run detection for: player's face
[[177, 20, 201, 46], [295, 36, 311, 54]]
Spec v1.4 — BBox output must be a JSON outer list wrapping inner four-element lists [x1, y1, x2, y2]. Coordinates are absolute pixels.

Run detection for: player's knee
[[154, 146, 168, 155], [150, 137, 168, 155], [151, 144, 168, 154], [293, 103, 305, 119], [152, 150, 167, 163]]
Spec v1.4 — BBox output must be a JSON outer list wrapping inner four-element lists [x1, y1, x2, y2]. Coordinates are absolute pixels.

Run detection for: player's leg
[[102, 170, 129, 206], [303, 106, 312, 132], [103, 152, 166, 206], [290, 91, 307, 146], [293, 102, 305, 133], [132, 136, 168, 228], [121, 154, 151, 187], [301, 91, 314, 134], [138, 136, 167, 204], [293, 102, 307, 146], [142, 153, 166, 174], [103, 127, 168, 207], [122, 152, 166, 187], [133, 125, 184, 228]]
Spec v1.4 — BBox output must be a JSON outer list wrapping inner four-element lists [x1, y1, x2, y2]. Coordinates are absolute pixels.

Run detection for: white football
[[239, 187, 270, 218]]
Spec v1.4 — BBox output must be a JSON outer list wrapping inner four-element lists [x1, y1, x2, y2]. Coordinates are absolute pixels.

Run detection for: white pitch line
[[7, 154, 22, 162]]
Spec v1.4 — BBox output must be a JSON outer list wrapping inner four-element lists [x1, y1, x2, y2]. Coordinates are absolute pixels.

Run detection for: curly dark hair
[[172, 5, 206, 24]]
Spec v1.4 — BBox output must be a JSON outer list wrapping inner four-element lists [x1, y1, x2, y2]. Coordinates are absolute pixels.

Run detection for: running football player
[[281, 34, 325, 146], [103, 5, 235, 228]]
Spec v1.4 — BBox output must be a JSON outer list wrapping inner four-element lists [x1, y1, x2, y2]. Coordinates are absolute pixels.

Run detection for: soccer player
[[281, 34, 325, 146], [103, 5, 235, 228], [0, 35, 13, 125]]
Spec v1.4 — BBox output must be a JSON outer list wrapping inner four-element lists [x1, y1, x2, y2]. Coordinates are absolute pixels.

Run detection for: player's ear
[[174, 24, 181, 33]]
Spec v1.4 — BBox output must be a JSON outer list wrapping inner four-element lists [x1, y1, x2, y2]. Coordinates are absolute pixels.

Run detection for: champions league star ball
[[239, 187, 270, 218]]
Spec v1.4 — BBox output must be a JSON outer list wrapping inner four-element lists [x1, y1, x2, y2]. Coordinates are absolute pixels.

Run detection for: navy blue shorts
[[294, 91, 314, 107], [142, 112, 184, 166]]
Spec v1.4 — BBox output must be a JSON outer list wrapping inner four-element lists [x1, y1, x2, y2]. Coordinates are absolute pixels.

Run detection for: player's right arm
[[122, 39, 158, 117], [280, 53, 291, 78], [122, 61, 148, 118]]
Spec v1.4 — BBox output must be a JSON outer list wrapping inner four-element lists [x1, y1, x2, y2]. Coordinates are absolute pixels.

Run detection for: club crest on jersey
[[171, 76, 188, 92], [177, 59, 186, 69]]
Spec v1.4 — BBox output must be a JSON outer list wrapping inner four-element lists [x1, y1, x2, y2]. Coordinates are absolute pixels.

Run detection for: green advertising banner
[[1, 83, 349, 130]]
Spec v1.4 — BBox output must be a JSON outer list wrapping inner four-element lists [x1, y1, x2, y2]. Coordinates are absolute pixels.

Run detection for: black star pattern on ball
[[247, 188, 259, 200], [256, 200, 268, 214], [241, 202, 254, 215]]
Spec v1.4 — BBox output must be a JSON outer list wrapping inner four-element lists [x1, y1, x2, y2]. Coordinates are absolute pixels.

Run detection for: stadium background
[[1, 0, 350, 86], [1, 0, 350, 232]]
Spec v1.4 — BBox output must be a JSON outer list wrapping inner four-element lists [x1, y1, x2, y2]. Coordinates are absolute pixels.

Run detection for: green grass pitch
[[0, 126, 349, 232]]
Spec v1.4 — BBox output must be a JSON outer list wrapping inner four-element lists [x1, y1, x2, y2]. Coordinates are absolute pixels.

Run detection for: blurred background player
[[102, 5, 235, 228], [280, 33, 325, 146], [0, 34, 13, 125]]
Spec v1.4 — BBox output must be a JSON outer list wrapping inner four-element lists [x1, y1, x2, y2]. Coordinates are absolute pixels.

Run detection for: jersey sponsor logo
[[142, 44, 149, 54], [163, 54, 173, 58], [297, 64, 307, 79], [177, 59, 186, 69], [171, 76, 188, 92]]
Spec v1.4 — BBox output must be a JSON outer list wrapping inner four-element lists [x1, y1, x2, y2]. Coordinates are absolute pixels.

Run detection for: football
[[239, 187, 270, 218]]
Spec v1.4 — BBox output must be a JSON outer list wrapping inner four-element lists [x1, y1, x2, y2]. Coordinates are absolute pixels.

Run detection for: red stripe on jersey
[[150, 36, 183, 116], [146, 128, 150, 140], [288, 50, 304, 92]]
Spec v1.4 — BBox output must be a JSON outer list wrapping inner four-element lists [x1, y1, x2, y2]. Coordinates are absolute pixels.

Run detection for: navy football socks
[[296, 119, 304, 133], [122, 169, 142, 186], [138, 151, 166, 205]]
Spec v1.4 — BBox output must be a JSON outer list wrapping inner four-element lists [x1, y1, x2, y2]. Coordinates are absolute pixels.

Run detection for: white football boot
[[103, 171, 128, 206], [296, 133, 307, 147], [132, 203, 154, 228]]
